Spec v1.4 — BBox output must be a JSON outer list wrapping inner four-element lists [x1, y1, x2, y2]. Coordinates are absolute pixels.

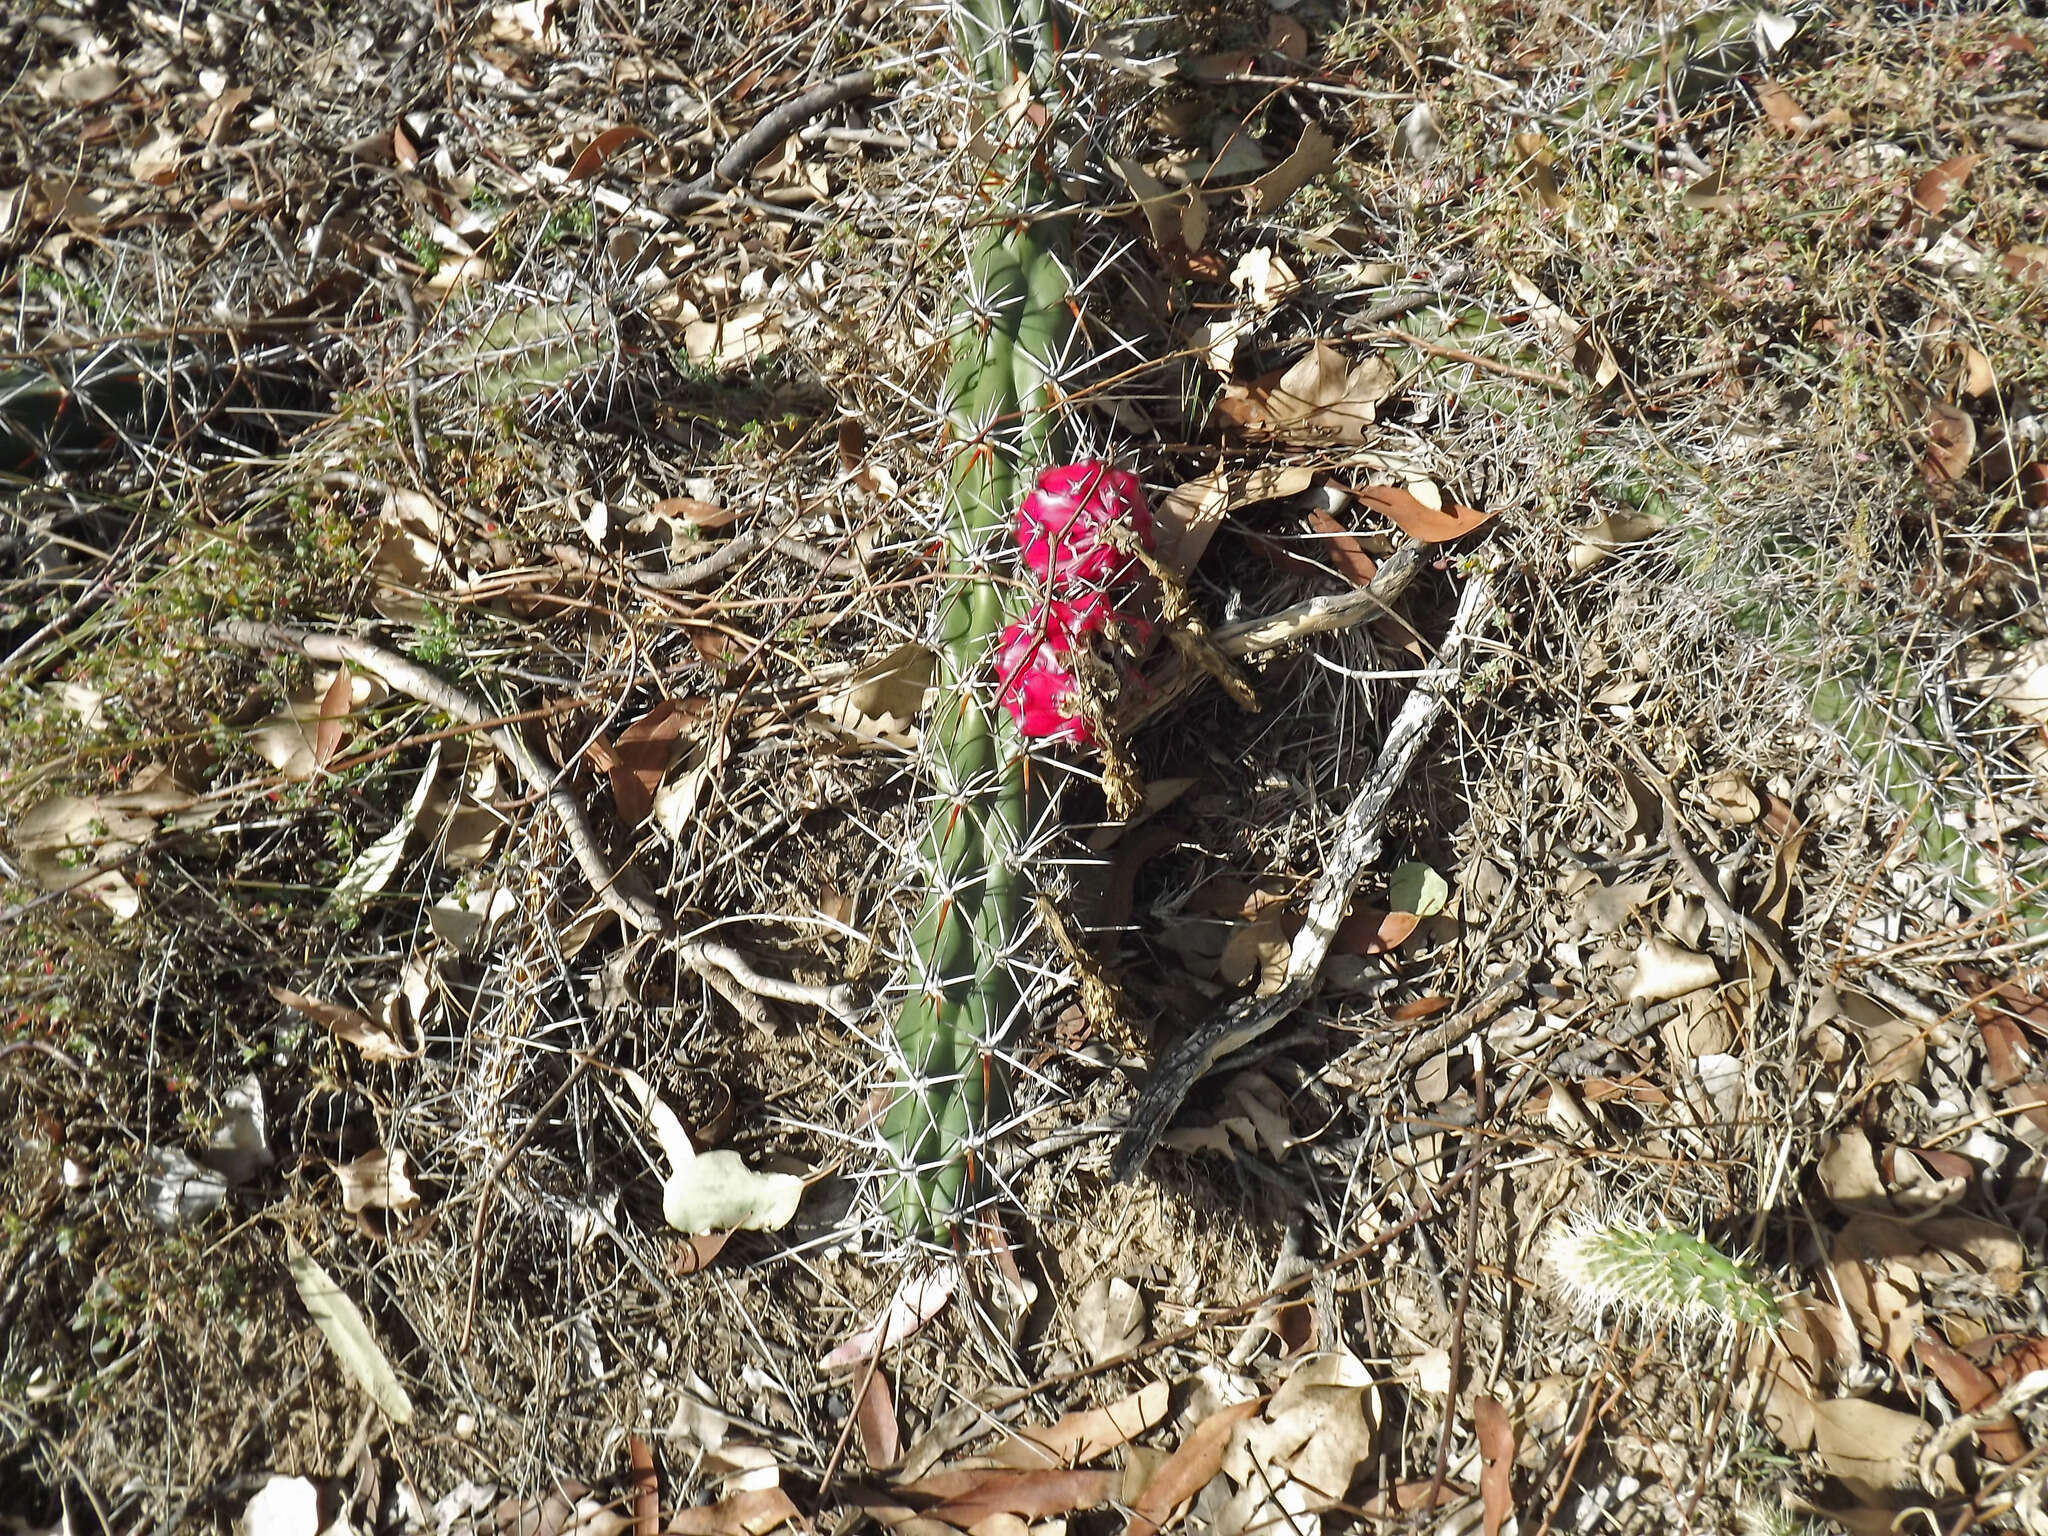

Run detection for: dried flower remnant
[[996, 594, 1152, 744]]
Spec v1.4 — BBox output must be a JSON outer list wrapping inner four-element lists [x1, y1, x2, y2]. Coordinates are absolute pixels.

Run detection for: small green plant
[[401, 226, 443, 279], [408, 604, 461, 665], [1548, 1217, 1782, 1330], [542, 200, 595, 246]]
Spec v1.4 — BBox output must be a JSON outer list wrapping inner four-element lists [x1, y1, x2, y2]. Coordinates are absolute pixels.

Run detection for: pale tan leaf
[[994, 1382, 1170, 1470], [1623, 937, 1720, 1003], [336, 1148, 420, 1214], [332, 743, 440, 907], [1155, 467, 1314, 577], [618, 1067, 804, 1236], [1810, 1398, 1947, 1496], [1246, 124, 1335, 215], [288, 1250, 415, 1423], [1073, 1276, 1148, 1367]]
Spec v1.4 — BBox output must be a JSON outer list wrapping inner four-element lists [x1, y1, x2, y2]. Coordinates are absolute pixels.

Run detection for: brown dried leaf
[[1266, 13, 1309, 62], [1246, 123, 1336, 216], [1355, 1482, 1467, 1516], [568, 123, 654, 181], [1351, 483, 1495, 543], [1220, 1352, 1379, 1528], [1333, 908, 1419, 956], [1811, 1397, 1954, 1498], [1474, 1396, 1515, 1536], [662, 1487, 798, 1535], [856, 1366, 901, 1471], [1073, 1276, 1148, 1367], [1122, 1398, 1264, 1536], [2002, 244, 2048, 284], [1510, 131, 1563, 211], [1921, 395, 1976, 483], [1813, 986, 1927, 1085], [1830, 1219, 1923, 1368], [270, 984, 418, 1062], [314, 664, 354, 772], [902, 1468, 1115, 1527], [335, 1148, 419, 1214], [1154, 466, 1315, 577], [1305, 511, 1377, 586], [670, 1232, 731, 1275], [1912, 152, 1981, 216], [1816, 1126, 1889, 1210], [993, 1381, 1171, 1469], [1753, 78, 1807, 132], [1911, 1334, 2025, 1463], [1214, 342, 1395, 446], [1979, 1015, 2034, 1089], [602, 698, 697, 827]]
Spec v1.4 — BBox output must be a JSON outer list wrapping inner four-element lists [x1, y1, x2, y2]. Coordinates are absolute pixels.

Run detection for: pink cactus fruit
[[994, 594, 1150, 745], [1014, 462, 1155, 591]]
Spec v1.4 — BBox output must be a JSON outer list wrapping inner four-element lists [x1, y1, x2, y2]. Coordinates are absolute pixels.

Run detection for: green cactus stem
[[880, 8, 1080, 1239]]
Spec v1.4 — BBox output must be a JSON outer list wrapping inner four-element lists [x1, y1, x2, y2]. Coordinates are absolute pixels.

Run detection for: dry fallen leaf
[[1623, 937, 1721, 1004], [596, 697, 697, 826], [1812, 986, 1927, 1086], [1473, 1396, 1516, 1536], [855, 1366, 901, 1472], [1122, 1398, 1264, 1536], [1567, 508, 1664, 572], [1230, 247, 1302, 312], [1920, 394, 1976, 483], [1215, 342, 1396, 446], [810, 643, 934, 749], [900, 1467, 1117, 1528], [618, 1068, 804, 1237], [1911, 1333, 2026, 1463], [1912, 152, 1981, 217], [821, 1266, 957, 1371], [1246, 123, 1336, 215], [1511, 130, 1564, 211], [993, 1381, 1171, 1469], [1304, 511, 1377, 587], [1154, 466, 1314, 576], [336, 1148, 420, 1214], [567, 122, 654, 181], [289, 1250, 414, 1424], [1351, 483, 1495, 543], [684, 302, 787, 371], [1073, 1276, 1148, 1366], [1217, 1351, 1379, 1534], [1812, 1396, 1956, 1500], [664, 1487, 800, 1536]]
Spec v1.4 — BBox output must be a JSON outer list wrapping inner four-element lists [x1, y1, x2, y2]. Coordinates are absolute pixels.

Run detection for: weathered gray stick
[[1111, 565, 1498, 1179]]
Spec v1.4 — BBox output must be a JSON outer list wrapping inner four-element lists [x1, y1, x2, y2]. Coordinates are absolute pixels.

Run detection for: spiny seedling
[[1547, 1217, 1782, 1332]]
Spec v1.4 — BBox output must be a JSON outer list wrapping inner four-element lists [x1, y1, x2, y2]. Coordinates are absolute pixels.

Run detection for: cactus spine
[[880, 4, 1080, 1238]]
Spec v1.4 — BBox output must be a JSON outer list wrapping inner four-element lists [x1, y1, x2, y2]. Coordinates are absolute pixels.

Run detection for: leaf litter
[[8, 0, 2048, 1531]]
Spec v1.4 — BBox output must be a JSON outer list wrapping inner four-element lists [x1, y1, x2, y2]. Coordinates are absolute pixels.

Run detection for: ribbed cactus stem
[[881, 41, 1078, 1236]]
